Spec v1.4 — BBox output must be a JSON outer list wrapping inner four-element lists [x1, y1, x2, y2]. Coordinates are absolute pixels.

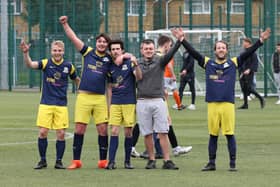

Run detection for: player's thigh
[[36, 104, 54, 129], [136, 100, 153, 136], [153, 99, 169, 134], [121, 104, 136, 128], [109, 104, 123, 126], [92, 94, 108, 125], [207, 103, 221, 136], [74, 93, 94, 124], [53, 106, 69, 129], [221, 103, 235, 135]]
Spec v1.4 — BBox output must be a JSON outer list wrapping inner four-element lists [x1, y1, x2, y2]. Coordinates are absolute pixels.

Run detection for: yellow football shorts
[[75, 93, 108, 125], [109, 104, 136, 127], [36, 104, 69, 129], [207, 102, 235, 136]]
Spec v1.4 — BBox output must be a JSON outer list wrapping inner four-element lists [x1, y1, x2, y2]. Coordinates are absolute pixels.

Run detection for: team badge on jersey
[[96, 61, 103, 68], [54, 72, 62, 80]]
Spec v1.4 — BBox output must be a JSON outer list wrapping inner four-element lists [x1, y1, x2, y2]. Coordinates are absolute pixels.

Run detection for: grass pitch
[[0, 91, 279, 187]]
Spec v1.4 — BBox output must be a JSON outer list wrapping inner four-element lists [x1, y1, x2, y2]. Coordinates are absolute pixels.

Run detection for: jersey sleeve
[[80, 45, 93, 56], [69, 64, 78, 80], [38, 59, 48, 70]]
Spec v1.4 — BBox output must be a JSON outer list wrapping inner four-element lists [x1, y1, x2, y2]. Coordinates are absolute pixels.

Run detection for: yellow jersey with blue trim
[[38, 58, 77, 106], [79, 45, 112, 94]]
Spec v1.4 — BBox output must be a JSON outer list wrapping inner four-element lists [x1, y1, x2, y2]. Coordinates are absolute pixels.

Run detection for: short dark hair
[[108, 39, 124, 51], [242, 37, 252, 44], [141, 39, 155, 48], [277, 43, 280, 46], [157, 35, 171, 47], [214, 40, 228, 51], [95, 33, 111, 43]]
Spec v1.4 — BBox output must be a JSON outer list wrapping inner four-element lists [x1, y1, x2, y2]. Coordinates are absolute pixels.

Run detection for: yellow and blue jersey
[[79, 45, 112, 94], [108, 59, 136, 104], [38, 58, 77, 106], [204, 57, 238, 104]]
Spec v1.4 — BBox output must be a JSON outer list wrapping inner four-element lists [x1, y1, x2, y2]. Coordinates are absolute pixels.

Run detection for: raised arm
[[238, 28, 271, 65], [59, 16, 84, 51], [20, 40, 39, 69]]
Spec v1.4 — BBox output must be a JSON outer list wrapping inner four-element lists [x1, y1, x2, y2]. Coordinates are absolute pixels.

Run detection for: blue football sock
[[108, 136, 118, 162], [38, 138, 48, 161], [226, 135, 236, 165], [56, 140, 65, 161], [124, 137, 133, 163], [98, 135, 108, 160], [208, 135, 218, 164], [73, 133, 84, 160], [153, 133, 162, 155]]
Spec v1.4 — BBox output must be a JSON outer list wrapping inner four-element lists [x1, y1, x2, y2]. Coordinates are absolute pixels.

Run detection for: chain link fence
[[0, 0, 279, 95]]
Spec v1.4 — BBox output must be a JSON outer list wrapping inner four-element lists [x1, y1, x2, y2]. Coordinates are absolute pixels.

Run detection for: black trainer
[[228, 164, 237, 172], [124, 161, 134, 169], [238, 104, 248, 109], [145, 160, 156, 169], [106, 161, 116, 170], [201, 163, 216, 171], [54, 160, 66, 169], [34, 160, 47, 169], [162, 160, 179, 170]]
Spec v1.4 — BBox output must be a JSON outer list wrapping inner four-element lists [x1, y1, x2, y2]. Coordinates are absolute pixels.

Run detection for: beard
[[215, 53, 226, 61]]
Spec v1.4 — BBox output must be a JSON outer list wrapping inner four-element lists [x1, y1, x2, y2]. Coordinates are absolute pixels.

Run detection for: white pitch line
[[0, 128, 74, 146]]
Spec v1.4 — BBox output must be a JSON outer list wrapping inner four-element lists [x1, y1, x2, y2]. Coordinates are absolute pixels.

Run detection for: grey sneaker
[[145, 160, 156, 169], [162, 160, 179, 170]]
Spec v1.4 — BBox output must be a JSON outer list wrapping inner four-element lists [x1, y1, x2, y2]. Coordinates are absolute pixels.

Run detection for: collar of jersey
[[95, 50, 106, 57], [215, 58, 227, 64], [51, 58, 64, 65]]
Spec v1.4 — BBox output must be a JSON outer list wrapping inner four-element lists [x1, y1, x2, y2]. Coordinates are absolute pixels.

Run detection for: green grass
[[0, 91, 279, 187]]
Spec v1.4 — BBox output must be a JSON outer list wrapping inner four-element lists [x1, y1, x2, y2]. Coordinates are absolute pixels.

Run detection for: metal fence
[[0, 0, 279, 96]]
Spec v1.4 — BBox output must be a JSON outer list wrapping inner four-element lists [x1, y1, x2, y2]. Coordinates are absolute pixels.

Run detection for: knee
[[38, 128, 48, 138], [75, 123, 87, 134], [111, 126, 120, 136], [124, 127, 133, 137], [97, 123, 108, 136], [56, 129, 66, 140]]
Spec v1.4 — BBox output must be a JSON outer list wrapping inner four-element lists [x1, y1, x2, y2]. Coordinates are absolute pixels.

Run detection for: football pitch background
[[0, 91, 279, 187]]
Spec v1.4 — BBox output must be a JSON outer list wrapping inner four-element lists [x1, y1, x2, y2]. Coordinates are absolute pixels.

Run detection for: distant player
[[179, 50, 196, 110], [272, 43, 280, 104], [174, 27, 270, 171], [60, 15, 112, 169], [20, 39, 80, 169], [158, 36, 185, 110], [238, 38, 264, 109]]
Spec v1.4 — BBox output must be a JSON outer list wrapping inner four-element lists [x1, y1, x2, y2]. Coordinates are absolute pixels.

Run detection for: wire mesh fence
[[0, 0, 279, 95]]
